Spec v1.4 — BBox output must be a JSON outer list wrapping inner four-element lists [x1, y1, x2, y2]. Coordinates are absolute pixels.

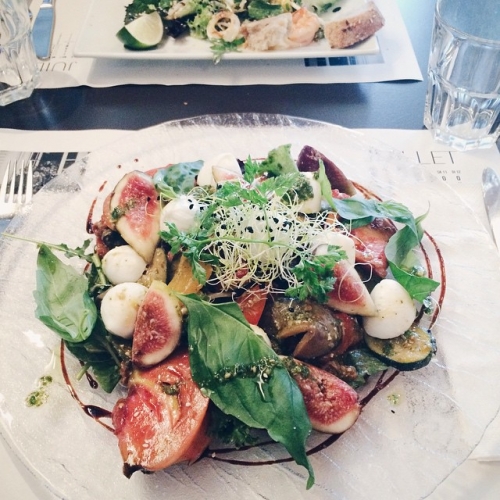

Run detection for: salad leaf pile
[[27, 143, 440, 489]]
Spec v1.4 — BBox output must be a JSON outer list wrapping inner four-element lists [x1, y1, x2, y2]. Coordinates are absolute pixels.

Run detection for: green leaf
[[343, 348, 389, 388], [258, 144, 298, 177], [177, 294, 315, 488], [388, 262, 440, 302], [247, 0, 283, 20], [286, 246, 345, 302], [316, 160, 337, 209], [64, 319, 126, 393], [34, 245, 97, 343], [210, 37, 245, 63], [153, 160, 203, 199]]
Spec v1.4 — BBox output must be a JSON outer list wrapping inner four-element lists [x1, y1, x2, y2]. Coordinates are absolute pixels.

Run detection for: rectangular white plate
[[74, 0, 381, 61]]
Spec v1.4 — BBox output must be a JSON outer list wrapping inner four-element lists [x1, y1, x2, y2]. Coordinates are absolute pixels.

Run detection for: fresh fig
[[290, 360, 361, 433], [327, 260, 376, 316], [297, 145, 357, 195], [109, 171, 161, 263], [132, 280, 183, 367]]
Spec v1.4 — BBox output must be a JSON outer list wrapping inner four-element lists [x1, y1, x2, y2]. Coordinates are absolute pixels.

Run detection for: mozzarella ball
[[102, 245, 147, 285], [250, 324, 272, 347], [298, 172, 322, 214], [311, 231, 356, 265], [161, 195, 200, 233], [197, 152, 242, 187], [362, 279, 416, 339], [101, 283, 148, 338]]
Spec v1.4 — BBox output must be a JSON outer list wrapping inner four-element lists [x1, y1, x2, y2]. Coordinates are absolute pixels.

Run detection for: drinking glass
[[0, 0, 40, 106], [424, 0, 500, 150]]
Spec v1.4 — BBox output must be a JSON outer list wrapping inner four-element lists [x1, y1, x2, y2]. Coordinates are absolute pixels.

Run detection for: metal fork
[[0, 161, 34, 219]]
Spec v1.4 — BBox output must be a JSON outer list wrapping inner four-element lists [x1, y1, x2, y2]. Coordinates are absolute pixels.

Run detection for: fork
[[0, 161, 34, 219]]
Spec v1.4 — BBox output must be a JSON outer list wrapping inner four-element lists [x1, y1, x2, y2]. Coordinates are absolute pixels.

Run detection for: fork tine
[[17, 162, 24, 202], [0, 163, 9, 201], [7, 162, 17, 204], [25, 160, 33, 204]]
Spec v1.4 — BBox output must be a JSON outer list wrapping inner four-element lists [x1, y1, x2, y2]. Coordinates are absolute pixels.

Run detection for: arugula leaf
[[178, 294, 315, 489], [34, 245, 97, 343]]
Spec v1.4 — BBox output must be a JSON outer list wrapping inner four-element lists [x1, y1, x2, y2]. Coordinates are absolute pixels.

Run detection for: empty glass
[[0, 0, 40, 106], [424, 0, 500, 150]]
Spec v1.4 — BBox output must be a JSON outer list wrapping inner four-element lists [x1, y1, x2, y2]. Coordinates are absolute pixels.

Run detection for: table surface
[[0, 1, 432, 132], [2, 1, 500, 499]]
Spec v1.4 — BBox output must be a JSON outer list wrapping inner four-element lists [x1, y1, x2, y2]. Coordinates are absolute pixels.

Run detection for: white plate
[[74, 0, 381, 61], [1, 114, 500, 500]]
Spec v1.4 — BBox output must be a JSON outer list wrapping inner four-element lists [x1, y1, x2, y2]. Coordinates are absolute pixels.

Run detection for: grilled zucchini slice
[[364, 326, 436, 371]]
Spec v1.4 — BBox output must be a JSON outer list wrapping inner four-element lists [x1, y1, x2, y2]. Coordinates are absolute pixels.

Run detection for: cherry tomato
[[236, 286, 268, 325]]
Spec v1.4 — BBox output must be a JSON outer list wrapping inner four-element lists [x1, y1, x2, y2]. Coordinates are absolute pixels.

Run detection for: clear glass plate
[[1, 114, 500, 500]]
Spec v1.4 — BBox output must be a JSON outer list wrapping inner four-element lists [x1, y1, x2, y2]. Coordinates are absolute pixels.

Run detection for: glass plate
[[1, 114, 500, 500], [73, 0, 380, 61]]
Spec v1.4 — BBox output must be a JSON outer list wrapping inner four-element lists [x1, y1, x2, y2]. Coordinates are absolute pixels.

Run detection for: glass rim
[[436, 3, 500, 47]]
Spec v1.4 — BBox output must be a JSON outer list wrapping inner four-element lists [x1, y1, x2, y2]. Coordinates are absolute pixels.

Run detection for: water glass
[[0, 0, 40, 106], [424, 0, 500, 150]]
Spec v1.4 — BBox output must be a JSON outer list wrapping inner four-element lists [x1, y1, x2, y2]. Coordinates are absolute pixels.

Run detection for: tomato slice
[[236, 286, 268, 325], [112, 350, 210, 474]]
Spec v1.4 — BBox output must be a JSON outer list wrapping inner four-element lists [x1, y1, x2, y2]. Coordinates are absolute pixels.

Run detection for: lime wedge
[[116, 11, 164, 50]]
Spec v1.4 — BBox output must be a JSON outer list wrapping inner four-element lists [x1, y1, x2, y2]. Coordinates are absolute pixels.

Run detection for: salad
[[116, 0, 385, 62], [32, 144, 439, 489]]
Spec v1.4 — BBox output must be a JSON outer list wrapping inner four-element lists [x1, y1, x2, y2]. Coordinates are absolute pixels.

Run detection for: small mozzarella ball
[[311, 231, 356, 265], [363, 279, 416, 339], [101, 283, 148, 338], [102, 245, 147, 285], [197, 152, 241, 187], [298, 172, 322, 214], [161, 195, 200, 233], [250, 324, 272, 347]]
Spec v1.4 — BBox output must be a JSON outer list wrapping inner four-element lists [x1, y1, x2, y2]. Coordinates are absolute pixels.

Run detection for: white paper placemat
[[30, 0, 422, 88]]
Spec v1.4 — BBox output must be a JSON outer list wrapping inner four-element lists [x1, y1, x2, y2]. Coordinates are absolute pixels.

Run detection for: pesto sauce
[[26, 375, 53, 407]]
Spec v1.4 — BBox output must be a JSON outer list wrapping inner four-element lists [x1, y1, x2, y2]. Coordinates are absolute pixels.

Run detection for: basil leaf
[[34, 245, 97, 343], [178, 294, 315, 489], [384, 213, 439, 301], [258, 144, 298, 177], [153, 160, 203, 198], [343, 348, 389, 388], [316, 160, 337, 209], [64, 319, 125, 393], [388, 262, 440, 302], [334, 198, 419, 237]]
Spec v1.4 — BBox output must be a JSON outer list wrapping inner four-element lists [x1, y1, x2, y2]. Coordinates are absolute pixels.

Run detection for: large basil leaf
[[34, 245, 97, 343], [178, 294, 315, 489]]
